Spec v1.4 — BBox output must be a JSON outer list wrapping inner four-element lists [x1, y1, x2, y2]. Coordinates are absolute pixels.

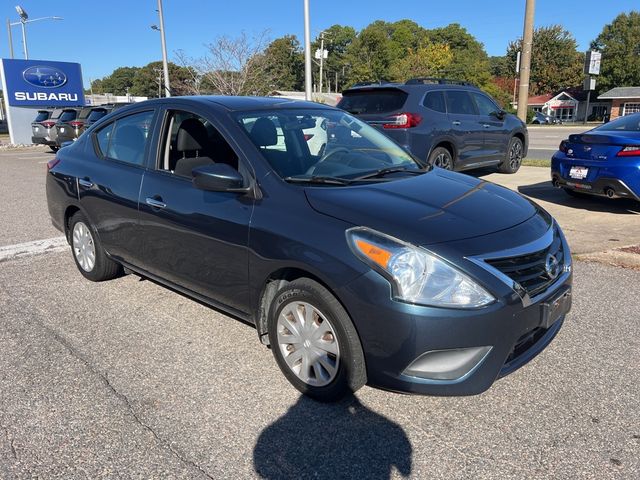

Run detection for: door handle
[[78, 178, 93, 188], [145, 197, 167, 209], [452, 121, 461, 126]]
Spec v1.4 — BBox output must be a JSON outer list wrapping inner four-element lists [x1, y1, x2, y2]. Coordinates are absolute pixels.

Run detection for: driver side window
[[158, 110, 239, 178]]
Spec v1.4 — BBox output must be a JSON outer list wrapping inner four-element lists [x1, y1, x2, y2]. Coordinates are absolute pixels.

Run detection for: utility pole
[[517, 0, 536, 122], [319, 31, 326, 94], [303, 0, 312, 101]]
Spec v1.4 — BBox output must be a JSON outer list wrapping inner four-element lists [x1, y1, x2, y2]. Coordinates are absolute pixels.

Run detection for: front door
[[137, 108, 254, 314], [444, 90, 485, 167]]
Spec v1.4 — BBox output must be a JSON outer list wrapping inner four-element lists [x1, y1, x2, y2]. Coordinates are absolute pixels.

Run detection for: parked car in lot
[[32, 107, 80, 152], [552, 113, 640, 202], [47, 96, 572, 401], [531, 111, 561, 125], [337, 78, 528, 173], [55, 105, 122, 147]]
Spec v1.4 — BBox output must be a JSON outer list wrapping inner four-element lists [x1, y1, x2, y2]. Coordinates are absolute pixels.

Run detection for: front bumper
[[337, 225, 572, 396]]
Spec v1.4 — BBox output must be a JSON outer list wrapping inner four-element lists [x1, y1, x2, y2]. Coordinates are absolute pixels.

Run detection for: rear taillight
[[70, 121, 84, 128], [382, 112, 422, 129], [47, 158, 61, 170], [616, 146, 640, 157], [42, 120, 56, 128], [559, 140, 568, 153], [303, 133, 314, 141]]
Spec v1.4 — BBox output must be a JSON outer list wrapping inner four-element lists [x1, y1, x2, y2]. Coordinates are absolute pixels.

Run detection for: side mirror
[[192, 163, 249, 193], [492, 110, 506, 120]]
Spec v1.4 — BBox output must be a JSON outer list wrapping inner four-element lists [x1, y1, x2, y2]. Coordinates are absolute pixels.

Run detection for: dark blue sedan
[[552, 113, 640, 201], [46, 96, 572, 401]]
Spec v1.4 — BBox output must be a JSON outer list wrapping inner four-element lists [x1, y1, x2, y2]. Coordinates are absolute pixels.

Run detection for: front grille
[[485, 228, 564, 298]]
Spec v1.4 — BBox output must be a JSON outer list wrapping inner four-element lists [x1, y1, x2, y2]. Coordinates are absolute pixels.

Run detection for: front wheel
[[267, 278, 366, 402], [498, 137, 524, 174], [428, 146, 454, 170], [69, 212, 122, 281]]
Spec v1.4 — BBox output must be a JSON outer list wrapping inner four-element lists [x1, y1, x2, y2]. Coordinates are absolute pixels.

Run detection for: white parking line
[[0, 236, 68, 262]]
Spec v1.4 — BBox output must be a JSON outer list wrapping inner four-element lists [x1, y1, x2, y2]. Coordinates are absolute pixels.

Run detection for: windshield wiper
[[352, 166, 426, 181], [283, 175, 353, 185]]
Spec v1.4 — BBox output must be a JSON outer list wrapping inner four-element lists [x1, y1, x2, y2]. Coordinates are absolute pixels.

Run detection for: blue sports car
[[551, 113, 640, 202]]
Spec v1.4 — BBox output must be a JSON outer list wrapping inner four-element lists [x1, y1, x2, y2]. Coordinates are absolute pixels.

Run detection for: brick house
[[598, 87, 640, 120]]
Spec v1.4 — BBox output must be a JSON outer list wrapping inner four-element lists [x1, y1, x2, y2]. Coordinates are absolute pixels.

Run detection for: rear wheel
[[49, 145, 59, 153], [498, 137, 524, 174], [69, 212, 122, 282], [267, 278, 366, 402], [428, 146, 454, 170]]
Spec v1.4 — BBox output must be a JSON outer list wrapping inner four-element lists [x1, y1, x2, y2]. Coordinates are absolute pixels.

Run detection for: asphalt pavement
[[527, 125, 595, 160], [1, 147, 639, 479]]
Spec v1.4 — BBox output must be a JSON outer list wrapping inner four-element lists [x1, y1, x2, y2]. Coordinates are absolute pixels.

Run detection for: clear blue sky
[[1, 0, 637, 88]]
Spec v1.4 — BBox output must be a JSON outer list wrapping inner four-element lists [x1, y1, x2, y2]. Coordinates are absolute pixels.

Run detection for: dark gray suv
[[338, 78, 528, 173]]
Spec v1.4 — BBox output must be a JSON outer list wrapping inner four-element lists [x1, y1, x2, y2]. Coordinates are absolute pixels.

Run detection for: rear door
[[444, 90, 485, 166], [78, 109, 158, 265]]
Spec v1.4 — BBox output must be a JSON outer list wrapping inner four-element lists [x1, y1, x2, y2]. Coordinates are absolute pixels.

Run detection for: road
[[527, 125, 594, 160], [1, 148, 639, 479]]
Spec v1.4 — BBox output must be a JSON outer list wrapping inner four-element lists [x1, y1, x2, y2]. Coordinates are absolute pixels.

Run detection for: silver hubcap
[[72, 222, 96, 272], [509, 141, 523, 170], [432, 152, 452, 169], [277, 301, 340, 387]]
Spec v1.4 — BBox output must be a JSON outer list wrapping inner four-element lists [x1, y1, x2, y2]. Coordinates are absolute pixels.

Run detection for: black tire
[[428, 146, 454, 170], [267, 278, 366, 402], [49, 145, 59, 153], [69, 212, 122, 282], [498, 137, 524, 174]]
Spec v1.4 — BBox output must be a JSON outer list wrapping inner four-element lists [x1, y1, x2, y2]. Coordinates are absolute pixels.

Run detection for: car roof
[[342, 82, 480, 95], [113, 96, 335, 114]]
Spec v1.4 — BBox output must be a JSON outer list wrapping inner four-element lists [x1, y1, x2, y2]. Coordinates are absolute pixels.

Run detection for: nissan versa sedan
[[46, 97, 572, 402]]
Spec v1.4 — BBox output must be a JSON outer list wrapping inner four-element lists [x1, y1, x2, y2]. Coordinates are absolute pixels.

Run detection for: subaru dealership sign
[[1, 58, 85, 107], [0, 58, 85, 144]]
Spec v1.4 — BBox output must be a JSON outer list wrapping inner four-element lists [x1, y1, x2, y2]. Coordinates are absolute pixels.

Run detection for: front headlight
[[347, 227, 495, 308]]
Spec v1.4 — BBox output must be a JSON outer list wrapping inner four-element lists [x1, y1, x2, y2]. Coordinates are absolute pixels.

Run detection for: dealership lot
[[1, 147, 639, 478]]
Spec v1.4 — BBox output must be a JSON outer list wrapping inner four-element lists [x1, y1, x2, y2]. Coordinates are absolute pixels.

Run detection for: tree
[[92, 66, 139, 95], [262, 35, 304, 91], [311, 24, 357, 92], [591, 11, 640, 93], [389, 44, 453, 81], [177, 31, 272, 96], [506, 25, 583, 95], [129, 61, 193, 97]]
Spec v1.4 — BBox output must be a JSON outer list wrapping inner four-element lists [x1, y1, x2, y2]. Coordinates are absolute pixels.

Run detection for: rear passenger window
[[445, 91, 478, 116], [423, 91, 446, 113], [95, 111, 154, 166]]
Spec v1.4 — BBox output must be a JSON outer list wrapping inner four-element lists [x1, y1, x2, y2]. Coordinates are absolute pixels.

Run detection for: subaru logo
[[23, 66, 67, 88], [545, 254, 561, 280]]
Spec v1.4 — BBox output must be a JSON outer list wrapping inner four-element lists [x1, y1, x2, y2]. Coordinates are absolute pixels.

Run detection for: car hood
[[304, 169, 538, 246]]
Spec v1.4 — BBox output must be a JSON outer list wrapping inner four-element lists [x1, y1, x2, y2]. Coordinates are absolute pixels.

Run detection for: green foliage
[[91, 67, 139, 95], [506, 25, 583, 95], [389, 44, 453, 82], [591, 11, 640, 93], [92, 62, 194, 97], [262, 35, 304, 91], [526, 108, 536, 124]]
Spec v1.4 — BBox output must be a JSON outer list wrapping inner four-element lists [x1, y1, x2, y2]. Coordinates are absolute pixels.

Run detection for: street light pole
[[20, 20, 28, 59], [303, 0, 312, 101], [156, 0, 171, 97], [517, 0, 536, 122], [6, 19, 14, 59]]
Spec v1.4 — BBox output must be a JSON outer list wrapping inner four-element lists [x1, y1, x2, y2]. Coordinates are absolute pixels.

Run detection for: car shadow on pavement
[[253, 394, 412, 479], [517, 181, 640, 215]]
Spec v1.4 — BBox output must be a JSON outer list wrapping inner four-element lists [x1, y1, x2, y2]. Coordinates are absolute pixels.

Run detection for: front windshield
[[236, 108, 421, 180]]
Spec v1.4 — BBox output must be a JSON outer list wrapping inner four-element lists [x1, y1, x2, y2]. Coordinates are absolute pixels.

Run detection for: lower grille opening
[[505, 327, 546, 365]]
